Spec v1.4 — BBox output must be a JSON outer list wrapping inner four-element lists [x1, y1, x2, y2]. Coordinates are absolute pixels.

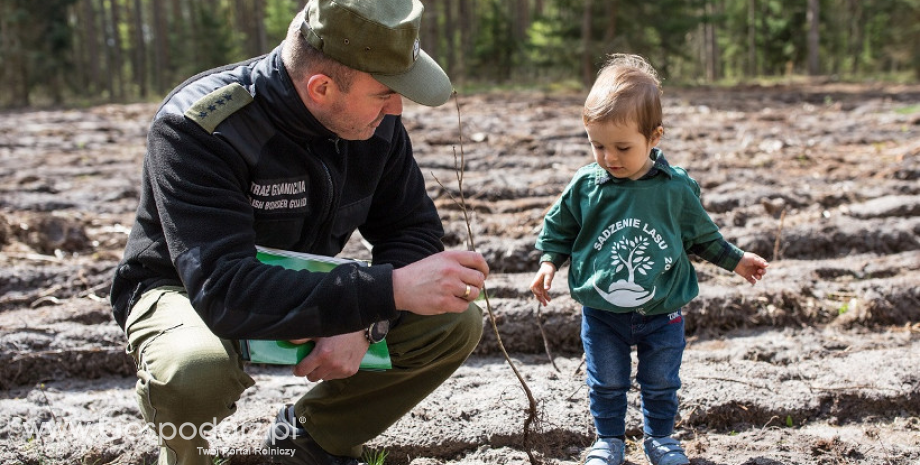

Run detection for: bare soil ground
[[1, 84, 919, 465]]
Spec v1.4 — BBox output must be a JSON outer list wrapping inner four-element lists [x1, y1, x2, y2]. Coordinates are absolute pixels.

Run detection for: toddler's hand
[[735, 252, 768, 285], [530, 262, 557, 306]]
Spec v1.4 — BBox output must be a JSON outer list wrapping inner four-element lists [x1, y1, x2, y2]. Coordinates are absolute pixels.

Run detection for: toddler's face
[[585, 119, 661, 181]]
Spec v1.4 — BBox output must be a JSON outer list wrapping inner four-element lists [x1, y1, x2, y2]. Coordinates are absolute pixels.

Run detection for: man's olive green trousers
[[125, 286, 483, 464]]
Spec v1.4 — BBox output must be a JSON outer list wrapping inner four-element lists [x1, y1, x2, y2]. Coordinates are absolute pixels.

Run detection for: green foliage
[[4, 0, 919, 107], [363, 448, 388, 465], [470, 0, 518, 81], [838, 301, 849, 315], [527, 14, 579, 71], [0, 0, 78, 106], [185, 3, 243, 78], [265, 0, 301, 45]]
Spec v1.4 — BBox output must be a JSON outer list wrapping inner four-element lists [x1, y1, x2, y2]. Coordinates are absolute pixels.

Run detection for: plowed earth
[[1, 84, 919, 465]]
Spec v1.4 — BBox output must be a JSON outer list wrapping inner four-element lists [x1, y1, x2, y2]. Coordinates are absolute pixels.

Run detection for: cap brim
[[372, 49, 453, 107]]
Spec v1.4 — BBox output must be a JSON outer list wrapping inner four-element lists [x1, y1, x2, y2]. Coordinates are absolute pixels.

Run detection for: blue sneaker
[[584, 438, 626, 465], [643, 437, 690, 465]]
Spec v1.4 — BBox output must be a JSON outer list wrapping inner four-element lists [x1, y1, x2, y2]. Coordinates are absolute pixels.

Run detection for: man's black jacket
[[110, 45, 444, 340]]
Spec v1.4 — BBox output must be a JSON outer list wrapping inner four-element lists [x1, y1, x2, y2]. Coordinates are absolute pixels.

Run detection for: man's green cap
[[301, 0, 453, 107]]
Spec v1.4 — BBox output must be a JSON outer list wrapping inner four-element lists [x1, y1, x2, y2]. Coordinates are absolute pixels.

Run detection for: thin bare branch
[[535, 301, 560, 372], [430, 92, 543, 465], [773, 208, 786, 262]]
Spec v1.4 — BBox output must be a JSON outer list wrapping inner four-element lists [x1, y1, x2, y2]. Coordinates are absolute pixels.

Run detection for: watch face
[[367, 319, 390, 343]]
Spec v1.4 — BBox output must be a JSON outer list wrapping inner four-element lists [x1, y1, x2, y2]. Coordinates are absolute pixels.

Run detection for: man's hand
[[292, 331, 368, 382], [392, 250, 489, 315]]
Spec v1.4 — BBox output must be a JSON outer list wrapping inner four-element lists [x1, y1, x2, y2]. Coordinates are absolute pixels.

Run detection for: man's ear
[[305, 74, 336, 104]]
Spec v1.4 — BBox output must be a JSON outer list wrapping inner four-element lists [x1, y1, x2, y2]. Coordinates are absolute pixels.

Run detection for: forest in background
[[1, 0, 919, 108]]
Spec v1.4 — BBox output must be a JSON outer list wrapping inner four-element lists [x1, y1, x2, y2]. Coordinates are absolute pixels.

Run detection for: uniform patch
[[248, 179, 309, 214], [184, 83, 253, 133]]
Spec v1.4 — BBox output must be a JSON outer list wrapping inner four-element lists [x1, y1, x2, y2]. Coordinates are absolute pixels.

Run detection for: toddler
[[530, 54, 768, 465]]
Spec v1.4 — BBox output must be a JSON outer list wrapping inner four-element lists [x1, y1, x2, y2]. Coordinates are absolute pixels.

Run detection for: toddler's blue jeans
[[581, 306, 686, 438]]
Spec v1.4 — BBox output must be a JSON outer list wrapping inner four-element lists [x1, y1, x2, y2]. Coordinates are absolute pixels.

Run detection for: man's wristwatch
[[365, 319, 390, 344]]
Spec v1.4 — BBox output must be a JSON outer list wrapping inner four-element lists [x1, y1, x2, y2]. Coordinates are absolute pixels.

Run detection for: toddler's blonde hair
[[584, 54, 663, 141]]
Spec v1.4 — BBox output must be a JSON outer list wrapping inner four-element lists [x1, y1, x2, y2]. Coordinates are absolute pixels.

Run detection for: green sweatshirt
[[536, 150, 743, 315]]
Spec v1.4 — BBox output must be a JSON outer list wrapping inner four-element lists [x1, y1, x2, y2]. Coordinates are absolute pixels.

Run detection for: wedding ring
[[463, 284, 471, 299]]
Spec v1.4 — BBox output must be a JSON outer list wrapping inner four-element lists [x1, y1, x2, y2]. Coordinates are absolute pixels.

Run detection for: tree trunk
[[151, 0, 169, 93], [603, 0, 618, 45], [705, 0, 721, 81], [847, 0, 861, 74], [422, 0, 439, 64], [443, 0, 455, 76], [170, 0, 187, 70], [69, 1, 87, 93], [233, 0, 259, 57], [83, 0, 101, 94], [96, 0, 115, 101], [581, 0, 594, 87], [253, 0, 268, 55], [912, 7, 920, 81], [183, 1, 199, 74], [513, 0, 529, 42], [760, 0, 769, 74], [747, 0, 757, 77], [806, 0, 819, 75], [108, 0, 125, 101], [456, 0, 472, 84], [0, 1, 30, 106], [171, 0, 184, 31], [129, 0, 147, 98]]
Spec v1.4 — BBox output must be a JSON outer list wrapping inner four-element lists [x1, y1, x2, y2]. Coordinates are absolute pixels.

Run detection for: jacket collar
[[253, 45, 338, 143], [596, 148, 672, 185]]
